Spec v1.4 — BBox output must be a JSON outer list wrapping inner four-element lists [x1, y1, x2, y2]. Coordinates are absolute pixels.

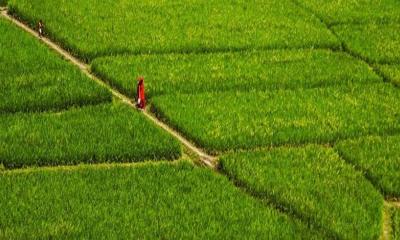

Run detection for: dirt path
[[0, 9, 216, 168], [389, 200, 400, 208]]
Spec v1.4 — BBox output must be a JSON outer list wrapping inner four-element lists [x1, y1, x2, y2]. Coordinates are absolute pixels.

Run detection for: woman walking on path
[[37, 20, 44, 38], [136, 76, 146, 109]]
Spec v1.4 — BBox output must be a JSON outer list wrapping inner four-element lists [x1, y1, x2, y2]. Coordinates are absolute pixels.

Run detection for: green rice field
[[152, 84, 400, 153], [8, 0, 339, 60], [219, 145, 383, 240], [1, 0, 399, 238], [0, 161, 325, 239], [0, 103, 181, 169]]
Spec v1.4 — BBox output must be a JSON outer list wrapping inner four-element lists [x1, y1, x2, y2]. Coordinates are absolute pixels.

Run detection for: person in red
[[136, 76, 146, 109]]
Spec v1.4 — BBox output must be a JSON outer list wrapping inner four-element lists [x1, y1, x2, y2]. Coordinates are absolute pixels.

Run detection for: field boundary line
[[0, 9, 216, 168]]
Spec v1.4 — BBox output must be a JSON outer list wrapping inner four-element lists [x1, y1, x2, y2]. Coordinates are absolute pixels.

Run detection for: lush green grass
[[152, 84, 400, 153], [0, 18, 111, 113], [335, 136, 400, 198], [393, 207, 400, 240], [295, 0, 400, 25], [0, 0, 6, 6], [219, 145, 384, 240], [0, 161, 324, 239], [377, 64, 400, 87], [0, 102, 181, 169], [333, 23, 400, 64], [91, 49, 381, 98], [8, 0, 339, 61]]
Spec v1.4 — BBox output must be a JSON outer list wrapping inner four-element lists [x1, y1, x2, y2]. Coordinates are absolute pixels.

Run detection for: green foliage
[[0, 161, 323, 239], [377, 64, 400, 87], [91, 49, 381, 98], [8, 0, 339, 61], [333, 23, 400, 64], [335, 135, 400, 198], [0, 0, 7, 7], [393, 207, 400, 240], [0, 18, 112, 113], [0, 102, 181, 168], [152, 84, 400, 153], [295, 0, 400, 25], [219, 145, 384, 240]]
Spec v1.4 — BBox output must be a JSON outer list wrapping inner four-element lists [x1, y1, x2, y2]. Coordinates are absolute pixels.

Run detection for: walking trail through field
[[389, 200, 400, 209], [2, 8, 400, 239], [0, 9, 216, 168]]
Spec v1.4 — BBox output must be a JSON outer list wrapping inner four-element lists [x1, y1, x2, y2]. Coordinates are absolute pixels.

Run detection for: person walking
[[38, 20, 44, 38], [136, 76, 146, 109]]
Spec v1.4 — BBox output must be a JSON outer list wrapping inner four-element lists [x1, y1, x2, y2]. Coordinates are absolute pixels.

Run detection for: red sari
[[136, 78, 146, 109]]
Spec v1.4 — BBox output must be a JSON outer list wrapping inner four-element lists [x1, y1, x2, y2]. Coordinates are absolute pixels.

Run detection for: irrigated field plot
[[0, 103, 181, 168], [152, 84, 400, 153], [92, 49, 380, 98], [0, 18, 111, 113], [219, 145, 383, 240], [0, 161, 323, 239], [333, 23, 400, 64], [295, 0, 400, 25], [8, 0, 339, 60], [335, 135, 400, 198]]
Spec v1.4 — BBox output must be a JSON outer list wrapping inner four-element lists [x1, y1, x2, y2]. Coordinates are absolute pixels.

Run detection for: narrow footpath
[[2, 8, 400, 239], [0, 9, 216, 168]]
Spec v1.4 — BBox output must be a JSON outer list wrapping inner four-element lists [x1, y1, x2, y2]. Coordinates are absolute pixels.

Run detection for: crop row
[[0, 161, 324, 239], [151, 84, 400, 153], [0, 103, 181, 169], [294, 0, 400, 25], [219, 145, 383, 240], [91, 49, 381, 98], [335, 135, 400, 198], [8, 0, 339, 61], [0, 18, 111, 113]]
